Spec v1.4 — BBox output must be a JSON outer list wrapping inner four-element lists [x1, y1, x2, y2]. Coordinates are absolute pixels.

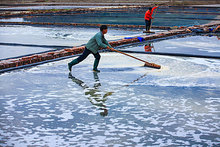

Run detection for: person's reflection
[[68, 72, 109, 117], [144, 43, 155, 52]]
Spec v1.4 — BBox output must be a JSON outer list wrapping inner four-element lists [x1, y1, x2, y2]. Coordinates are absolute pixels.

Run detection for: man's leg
[[92, 52, 101, 72], [145, 20, 151, 32], [145, 20, 149, 31], [68, 48, 91, 71]]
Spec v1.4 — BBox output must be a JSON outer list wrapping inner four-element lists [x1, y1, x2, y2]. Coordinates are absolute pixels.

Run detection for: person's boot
[[93, 58, 100, 72], [68, 59, 78, 72]]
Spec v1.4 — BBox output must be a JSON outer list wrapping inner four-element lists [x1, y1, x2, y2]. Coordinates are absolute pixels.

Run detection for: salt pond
[[0, 5, 220, 146], [1, 6, 219, 26], [0, 25, 145, 59], [122, 34, 220, 57], [0, 51, 220, 146]]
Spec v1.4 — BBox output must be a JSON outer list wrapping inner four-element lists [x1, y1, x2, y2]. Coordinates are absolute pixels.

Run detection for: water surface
[[0, 25, 144, 59], [0, 53, 219, 146], [1, 6, 219, 26], [122, 34, 220, 58]]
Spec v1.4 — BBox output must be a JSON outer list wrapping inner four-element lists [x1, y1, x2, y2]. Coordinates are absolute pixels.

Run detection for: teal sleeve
[[95, 33, 108, 48], [103, 37, 112, 48]]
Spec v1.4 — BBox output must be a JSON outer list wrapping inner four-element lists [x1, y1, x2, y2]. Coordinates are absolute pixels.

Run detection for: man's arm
[[103, 37, 113, 48], [95, 33, 109, 48], [152, 6, 158, 12], [213, 25, 220, 32]]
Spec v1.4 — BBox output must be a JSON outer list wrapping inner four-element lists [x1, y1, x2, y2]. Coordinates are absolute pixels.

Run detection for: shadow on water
[[68, 72, 113, 117]]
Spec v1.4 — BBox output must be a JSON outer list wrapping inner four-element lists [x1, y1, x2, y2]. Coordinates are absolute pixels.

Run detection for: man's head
[[149, 7, 152, 11], [100, 25, 108, 34]]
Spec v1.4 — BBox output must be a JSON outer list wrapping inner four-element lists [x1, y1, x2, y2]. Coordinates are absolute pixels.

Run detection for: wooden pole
[[110, 48, 161, 69]]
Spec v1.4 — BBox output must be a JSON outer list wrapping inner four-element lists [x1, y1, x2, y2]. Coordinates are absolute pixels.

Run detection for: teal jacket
[[86, 31, 112, 54]]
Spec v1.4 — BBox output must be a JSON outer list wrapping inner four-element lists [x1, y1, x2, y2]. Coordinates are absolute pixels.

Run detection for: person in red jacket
[[145, 6, 158, 32]]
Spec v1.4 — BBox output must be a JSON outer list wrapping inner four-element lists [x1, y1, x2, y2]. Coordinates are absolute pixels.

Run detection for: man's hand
[[107, 46, 114, 51]]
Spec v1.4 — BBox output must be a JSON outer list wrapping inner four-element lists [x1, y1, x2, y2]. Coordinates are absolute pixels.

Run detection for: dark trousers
[[145, 19, 151, 31], [77, 47, 100, 63]]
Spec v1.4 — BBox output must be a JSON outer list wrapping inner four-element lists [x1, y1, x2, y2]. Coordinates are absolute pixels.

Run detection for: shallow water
[[0, 45, 50, 60], [1, 6, 219, 26], [0, 25, 145, 59], [123, 34, 220, 57], [0, 25, 142, 46], [0, 53, 220, 146], [0, 6, 220, 146], [21, 11, 215, 26]]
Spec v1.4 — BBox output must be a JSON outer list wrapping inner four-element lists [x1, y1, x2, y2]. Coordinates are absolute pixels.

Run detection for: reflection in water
[[68, 70, 149, 117], [144, 43, 155, 52], [68, 72, 110, 117]]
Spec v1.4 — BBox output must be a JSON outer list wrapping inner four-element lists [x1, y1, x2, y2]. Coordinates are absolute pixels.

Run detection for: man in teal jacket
[[68, 25, 113, 72]]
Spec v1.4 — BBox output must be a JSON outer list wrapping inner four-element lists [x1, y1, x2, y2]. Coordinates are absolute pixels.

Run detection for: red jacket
[[145, 6, 158, 20]]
